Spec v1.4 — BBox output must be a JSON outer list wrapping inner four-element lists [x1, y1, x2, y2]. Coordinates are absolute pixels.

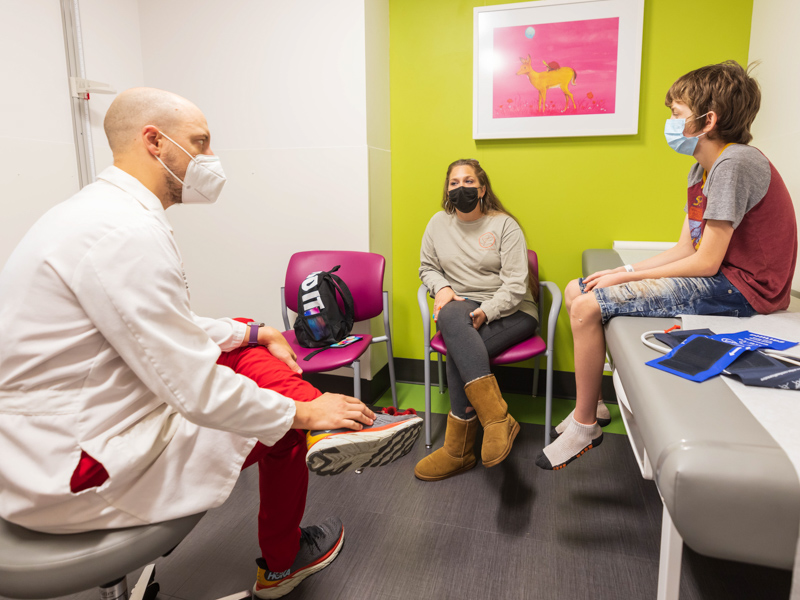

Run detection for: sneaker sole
[[306, 417, 423, 476], [252, 527, 345, 599], [551, 433, 604, 471]]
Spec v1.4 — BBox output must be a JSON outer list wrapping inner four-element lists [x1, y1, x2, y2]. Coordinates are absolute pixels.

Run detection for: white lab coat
[[0, 166, 295, 533]]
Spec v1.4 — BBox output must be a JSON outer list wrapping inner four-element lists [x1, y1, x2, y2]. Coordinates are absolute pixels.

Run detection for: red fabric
[[687, 161, 797, 314], [69, 317, 321, 572], [218, 339, 321, 572], [70, 451, 110, 493]]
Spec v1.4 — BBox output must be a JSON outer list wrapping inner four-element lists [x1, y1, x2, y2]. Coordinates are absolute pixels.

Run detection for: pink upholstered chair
[[417, 249, 562, 447], [280, 251, 397, 408]]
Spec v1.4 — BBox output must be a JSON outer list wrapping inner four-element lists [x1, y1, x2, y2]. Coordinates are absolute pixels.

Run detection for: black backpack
[[294, 265, 355, 349]]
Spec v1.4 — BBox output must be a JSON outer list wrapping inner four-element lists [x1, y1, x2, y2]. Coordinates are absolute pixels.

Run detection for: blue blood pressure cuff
[[647, 329, 800, 389], [647, 335, 746, 382]]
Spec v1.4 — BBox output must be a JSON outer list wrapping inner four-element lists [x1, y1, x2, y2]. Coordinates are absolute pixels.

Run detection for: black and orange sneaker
[[305, 407, 423, 476], [253, 517, 344, 599]]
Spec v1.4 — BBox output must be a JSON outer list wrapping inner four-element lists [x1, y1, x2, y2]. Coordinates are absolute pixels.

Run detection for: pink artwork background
[[492, 17, 619, 118]]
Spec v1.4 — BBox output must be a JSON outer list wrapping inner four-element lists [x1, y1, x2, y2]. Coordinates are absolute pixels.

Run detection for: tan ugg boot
[[465, 374, 519, 468], [414, 413, 478, 481]]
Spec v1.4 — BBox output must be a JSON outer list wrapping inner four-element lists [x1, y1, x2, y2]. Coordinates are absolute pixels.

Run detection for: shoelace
[[380, 406, 417, 416], [299, 525, 324, 553]]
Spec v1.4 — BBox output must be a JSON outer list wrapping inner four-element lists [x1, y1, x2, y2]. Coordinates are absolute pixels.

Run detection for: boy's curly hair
[[665, 60, 761, 144]]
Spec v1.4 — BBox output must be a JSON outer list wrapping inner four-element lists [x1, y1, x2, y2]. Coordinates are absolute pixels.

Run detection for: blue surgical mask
[[664, 113, 709, 156]]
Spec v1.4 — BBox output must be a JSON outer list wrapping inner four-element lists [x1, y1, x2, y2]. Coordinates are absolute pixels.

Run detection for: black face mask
[[448, 186, 480, 213]]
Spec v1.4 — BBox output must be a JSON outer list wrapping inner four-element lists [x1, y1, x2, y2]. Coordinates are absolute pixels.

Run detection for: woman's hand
[[469, 307, 487, 329], [582, 271, 634, 292], [433, 287, 466, 321], [258, 326, 303, 374]]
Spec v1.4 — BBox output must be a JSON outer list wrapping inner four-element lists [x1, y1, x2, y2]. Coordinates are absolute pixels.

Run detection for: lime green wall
[[390, 0, 753, 372]]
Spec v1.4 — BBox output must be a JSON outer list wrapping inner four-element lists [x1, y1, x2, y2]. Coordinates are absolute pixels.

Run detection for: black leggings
[[436, 300, 538, 419]]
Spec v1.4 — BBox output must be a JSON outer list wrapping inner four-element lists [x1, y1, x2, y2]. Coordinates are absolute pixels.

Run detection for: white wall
[[80, 0, 145, 172], [366, 0, 392, 373], [135, 0, 389, 377], [1, 0, 391, 381], [0, 1, 79, 266], [749, 0, 800, 292]]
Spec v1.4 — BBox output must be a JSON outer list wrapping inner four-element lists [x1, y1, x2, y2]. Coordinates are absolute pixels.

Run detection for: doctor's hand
[[469, 307, 487, 329], [433, 287, 466, 322], [292, 394, 375, 431], [258, 327, 302, 374]]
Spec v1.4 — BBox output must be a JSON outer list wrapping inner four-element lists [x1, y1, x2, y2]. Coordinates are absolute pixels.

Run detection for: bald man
[[0, 88, 419, 598]]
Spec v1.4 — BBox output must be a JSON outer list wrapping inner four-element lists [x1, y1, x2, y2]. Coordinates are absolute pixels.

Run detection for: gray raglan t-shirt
[[686, 144, 771, 229], [419, 211, 538, 323]]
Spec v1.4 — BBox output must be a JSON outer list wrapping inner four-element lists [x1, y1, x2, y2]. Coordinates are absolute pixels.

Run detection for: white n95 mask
[[156, 131, 226, 204]]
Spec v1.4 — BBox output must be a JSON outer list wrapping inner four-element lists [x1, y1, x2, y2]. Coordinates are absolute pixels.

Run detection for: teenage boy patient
[[537, 60, 797, 471]]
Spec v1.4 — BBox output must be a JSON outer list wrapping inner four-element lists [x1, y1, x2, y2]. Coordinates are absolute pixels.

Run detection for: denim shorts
[[578, 272, 756, 324]]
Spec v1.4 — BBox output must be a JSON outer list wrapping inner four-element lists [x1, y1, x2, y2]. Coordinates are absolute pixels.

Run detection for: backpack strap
[[303, 347, 329, 361], [328, 273, 355, 329]]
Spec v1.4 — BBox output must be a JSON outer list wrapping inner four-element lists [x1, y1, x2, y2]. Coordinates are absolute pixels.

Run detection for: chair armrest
[[539, 280, 563, 351], [417, 284, 432, 345], [280, 286, 291, 331]]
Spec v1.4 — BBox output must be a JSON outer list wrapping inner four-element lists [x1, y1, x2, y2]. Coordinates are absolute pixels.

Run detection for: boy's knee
[[570, 292, 601, 325], [565, 279, 582, 312]]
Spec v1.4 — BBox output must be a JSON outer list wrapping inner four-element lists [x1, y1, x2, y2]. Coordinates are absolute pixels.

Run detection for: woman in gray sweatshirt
[[415, 159, 538, 481]]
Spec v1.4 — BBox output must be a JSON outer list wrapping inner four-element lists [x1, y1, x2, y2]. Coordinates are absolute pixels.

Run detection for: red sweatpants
[[72, 332, 321, 572], [217, 341, 321, 572]]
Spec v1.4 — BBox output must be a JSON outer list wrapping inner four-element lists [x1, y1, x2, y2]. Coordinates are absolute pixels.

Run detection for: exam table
[[583, 249, 800, 600]]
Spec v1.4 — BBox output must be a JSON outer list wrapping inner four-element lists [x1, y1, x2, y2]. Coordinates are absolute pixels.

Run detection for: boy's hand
[[292, 394, 375, 431], [582, 266, 625, 286], [583, 271, 633, 292], [433, 286, 466, 321]]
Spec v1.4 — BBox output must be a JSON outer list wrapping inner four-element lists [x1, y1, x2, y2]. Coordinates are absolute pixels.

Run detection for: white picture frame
[[473, 0, 645, 139]]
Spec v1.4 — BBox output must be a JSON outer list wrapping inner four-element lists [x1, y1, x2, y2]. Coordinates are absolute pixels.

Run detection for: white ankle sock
[[539, 417, 602, 470], [555, 399, 610, 435], [596, 399, 611, 422]]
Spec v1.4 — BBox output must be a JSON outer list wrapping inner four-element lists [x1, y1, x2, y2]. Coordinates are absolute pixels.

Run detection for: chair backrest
[[527, 249, 540, 304], [284, 251, 386, 322], [527, 249, 538, 278]]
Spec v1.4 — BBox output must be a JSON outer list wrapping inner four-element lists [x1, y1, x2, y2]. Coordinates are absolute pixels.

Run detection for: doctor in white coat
[[0, 87, 376, 598]]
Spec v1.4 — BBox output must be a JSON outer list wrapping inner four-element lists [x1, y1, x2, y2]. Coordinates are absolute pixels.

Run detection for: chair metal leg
[[129, 564, 157, 600], [381, 291, 398, 409], [131, 564, 252, 600], [386, 342, 398, 410], [353, 360, 361, 400], [100, 576, 128, 600], [424, 349, 432, 448], [437, 353, 445, 394], [544, 351, 554, 446]]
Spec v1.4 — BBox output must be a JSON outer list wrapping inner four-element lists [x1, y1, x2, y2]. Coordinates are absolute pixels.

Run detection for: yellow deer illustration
[[516, 54, 577, 112]]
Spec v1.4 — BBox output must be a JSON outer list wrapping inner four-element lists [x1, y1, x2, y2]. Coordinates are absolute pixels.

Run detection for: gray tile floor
[[2, 415, 792, 600]]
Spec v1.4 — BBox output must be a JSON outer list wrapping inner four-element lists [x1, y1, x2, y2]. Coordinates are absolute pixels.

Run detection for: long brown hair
[[440, 159, 539, 303]]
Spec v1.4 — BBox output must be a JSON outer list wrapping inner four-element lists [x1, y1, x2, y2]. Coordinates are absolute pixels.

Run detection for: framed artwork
[[473, 0, 644, 139]]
